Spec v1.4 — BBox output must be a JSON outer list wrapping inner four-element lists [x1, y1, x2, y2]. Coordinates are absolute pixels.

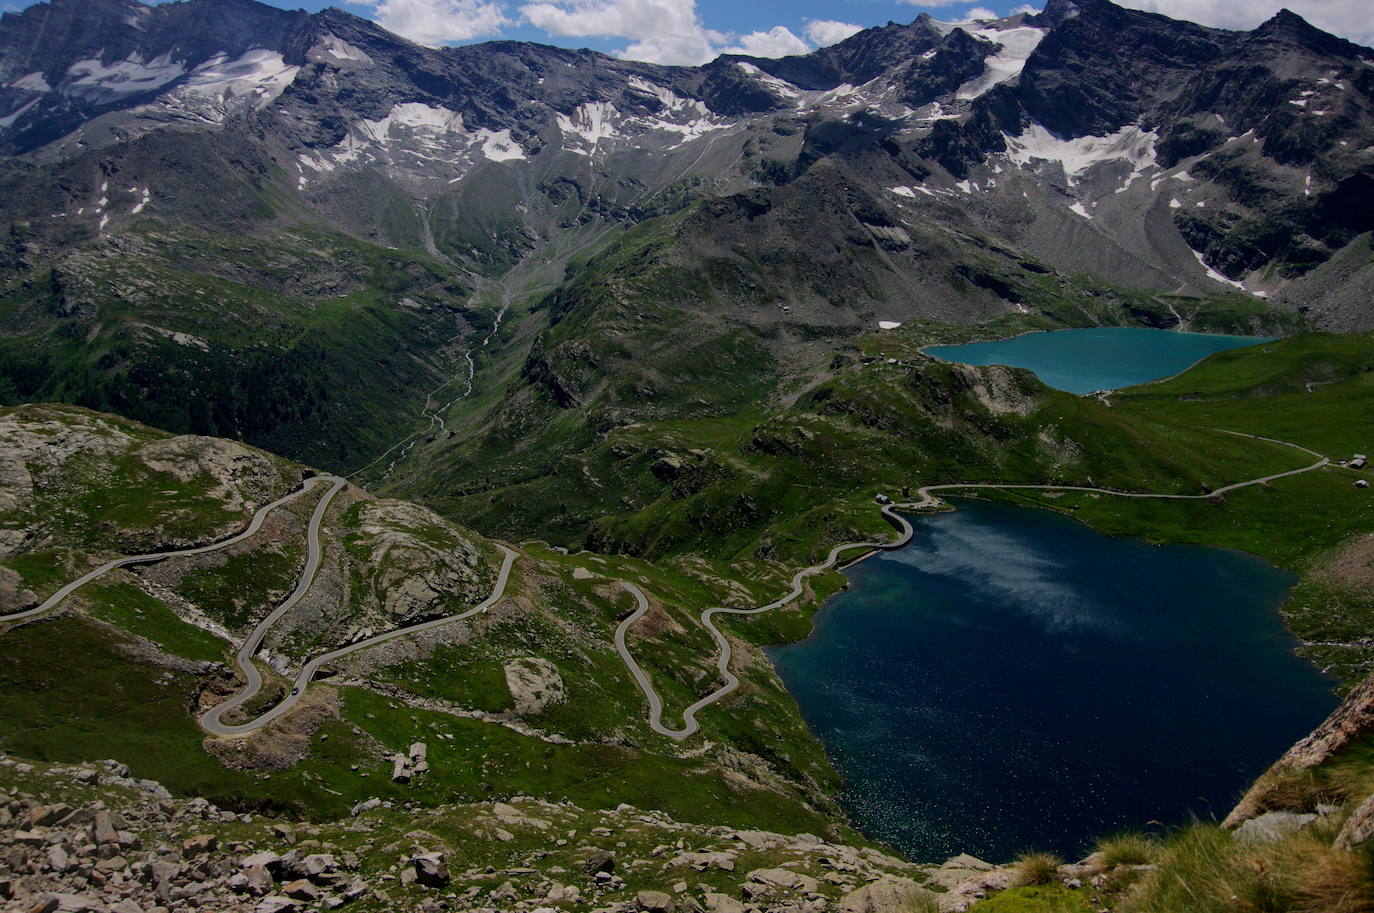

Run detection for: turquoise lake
[[923, 327, 1271, 394], [768, 500, 1337, 861]]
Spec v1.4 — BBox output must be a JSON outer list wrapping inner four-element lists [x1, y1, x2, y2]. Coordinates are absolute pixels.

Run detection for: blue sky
[[221, 0, 1046, 62], [4, 0, 1370, 63]]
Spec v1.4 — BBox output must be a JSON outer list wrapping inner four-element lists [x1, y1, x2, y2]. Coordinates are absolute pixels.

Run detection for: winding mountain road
[[615, 431, 1331, 741], [2, 428, 1333, 742], [614, 503, 915, 740], [200, 543, 517, 736], [0, 475, 340, 625], [195, 474, 346, 735], [0, 471, 518, 738]]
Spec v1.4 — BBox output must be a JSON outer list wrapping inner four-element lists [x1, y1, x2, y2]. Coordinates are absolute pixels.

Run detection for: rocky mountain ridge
[[2, 0, 1372, 303]]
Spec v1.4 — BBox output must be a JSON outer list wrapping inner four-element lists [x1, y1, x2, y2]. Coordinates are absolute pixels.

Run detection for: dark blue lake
[[924, 327, 1271, 394], [768, 499, 1336, 862]]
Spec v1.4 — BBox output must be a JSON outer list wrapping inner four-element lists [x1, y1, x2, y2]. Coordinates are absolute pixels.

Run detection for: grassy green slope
[[0, 225, 487, 469], [0, 404, 855, 838]]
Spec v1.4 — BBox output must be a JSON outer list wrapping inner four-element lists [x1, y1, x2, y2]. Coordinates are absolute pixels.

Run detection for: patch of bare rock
[[0, 752, 1094, 913]]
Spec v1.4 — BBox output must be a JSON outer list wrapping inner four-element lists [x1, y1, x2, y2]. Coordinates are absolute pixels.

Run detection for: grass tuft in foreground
[[1122, 823, 1374, 913], [1013, 852, 1064, 887], [1096, 832, 1162, 867]]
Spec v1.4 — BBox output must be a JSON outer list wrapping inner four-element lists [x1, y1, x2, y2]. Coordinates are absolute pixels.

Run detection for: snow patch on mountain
[[177, 50, 298, 110], [957, 26, 1048, 100], [925, 17, 972, 36], [9, 72, 50, 92], [1005, 124, 1159, 187], [300, 101, 526, 182], [64, 52, 187, 103], [626, 77, 692, 113], [479, 129, 525, 162], [312, 34, 373, 65], [132, 50, 299, 124], [626, 78, 721, 142], [736, 62, 802, 101], [820, 84, 861, 104], [913, 101, 963, 124], [390, 102, 465, 132], [0, 99, 38, 129], [557, 101, 618, 150], [646, 117, 723, 144], [553, 90, 724, 153], [1190, 249, 1246, 290]]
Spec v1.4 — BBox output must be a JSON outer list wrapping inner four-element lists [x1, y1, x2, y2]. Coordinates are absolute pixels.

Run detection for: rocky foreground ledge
[[14, 744, 1357, 913], [3, 751, 1058, 913]]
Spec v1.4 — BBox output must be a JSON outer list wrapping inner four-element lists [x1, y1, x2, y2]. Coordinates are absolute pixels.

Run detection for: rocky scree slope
[[1, 750, 1023, 913]]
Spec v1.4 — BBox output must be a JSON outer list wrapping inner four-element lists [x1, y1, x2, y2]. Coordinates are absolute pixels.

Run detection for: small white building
[[1352, 454, 1368, 470]]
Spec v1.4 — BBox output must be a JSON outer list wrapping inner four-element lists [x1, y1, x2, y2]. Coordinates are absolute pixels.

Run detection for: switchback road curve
[[0, 476, 339, 625], [200, 545, 516, 736]]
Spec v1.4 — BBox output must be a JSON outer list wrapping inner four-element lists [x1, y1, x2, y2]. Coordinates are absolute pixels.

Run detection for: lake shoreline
[[920, 327, 1273, 395], [768, 498, 1338, 862]]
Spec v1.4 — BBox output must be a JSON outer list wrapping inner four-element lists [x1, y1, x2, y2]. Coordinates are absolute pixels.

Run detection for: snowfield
[[958, 26, 1048, 100], [1005, 124, 1160, 187]]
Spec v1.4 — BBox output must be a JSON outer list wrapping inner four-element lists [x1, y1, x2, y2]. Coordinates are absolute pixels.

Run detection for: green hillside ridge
[[367, 190, 1309, 554], [0, 224, 481, 468], [0, 403, 859, 838]]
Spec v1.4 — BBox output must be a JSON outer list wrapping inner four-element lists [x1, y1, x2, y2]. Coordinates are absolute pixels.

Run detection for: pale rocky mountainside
[[0, 405, 300, 555], [0, 403, 496, 657]]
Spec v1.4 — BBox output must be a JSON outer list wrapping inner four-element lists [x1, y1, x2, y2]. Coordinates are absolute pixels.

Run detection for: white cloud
[[965, 6, 998, 19], [722, 25, 811, 58], [1115, 0, 1374, 47], [805, 19, 865, 47], [1010, 3, 1041, 13], [520, 0, 718, 64], [361, 0, 509, 45]]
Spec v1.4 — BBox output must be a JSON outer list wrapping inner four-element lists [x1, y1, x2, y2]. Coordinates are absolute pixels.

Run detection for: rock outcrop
[[1226, 669, 1374, 827], [503, 657, 566, 716]]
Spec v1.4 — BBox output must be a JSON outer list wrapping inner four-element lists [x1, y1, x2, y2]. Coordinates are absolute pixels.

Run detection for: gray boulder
[[1337, 793, 1374, 849], [637, 890, 676, 913], [702, 893, 746, 913], [302, 853, 337, 879], [255, 898, 298, 913], [583, 849, 617, 875], [840, 877, 936, 913], [412, 852, 451, 887], [1234, 811, 1318, 844]]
